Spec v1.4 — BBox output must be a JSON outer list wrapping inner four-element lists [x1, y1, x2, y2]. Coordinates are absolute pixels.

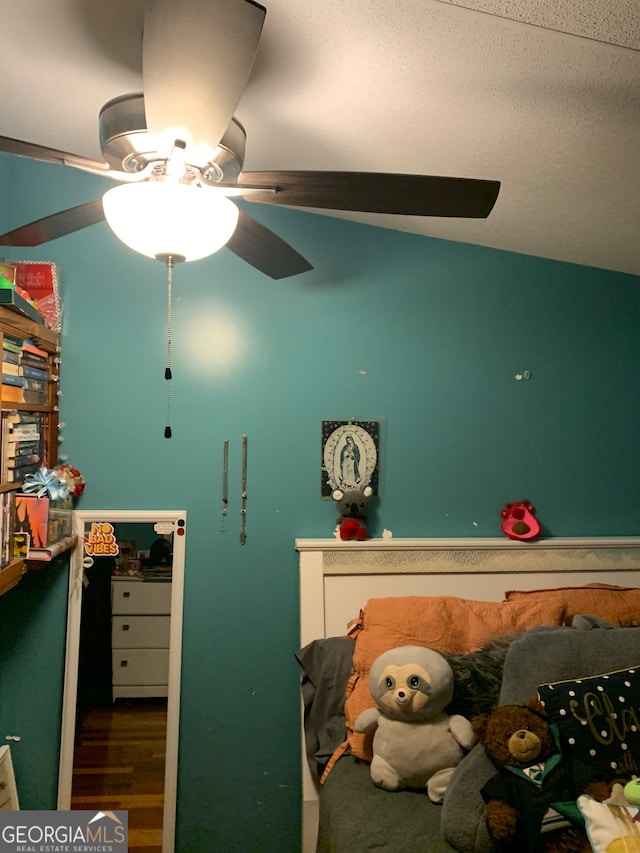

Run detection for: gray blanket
[[317, 623, 640, 853]]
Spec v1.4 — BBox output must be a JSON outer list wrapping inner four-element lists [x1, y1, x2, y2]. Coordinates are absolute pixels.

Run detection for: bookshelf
[[0, 303, 61, 597]]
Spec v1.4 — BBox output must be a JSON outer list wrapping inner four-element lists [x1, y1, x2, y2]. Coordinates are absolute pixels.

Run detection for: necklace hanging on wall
[[220, 438, 229, 533], [240, 434, 248, 545]]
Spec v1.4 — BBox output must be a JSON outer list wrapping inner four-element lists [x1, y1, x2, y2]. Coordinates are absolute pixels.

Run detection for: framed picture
[[0, 745, 20, 810], [10, 260, 62, 332], [321, 420, 380, 498]]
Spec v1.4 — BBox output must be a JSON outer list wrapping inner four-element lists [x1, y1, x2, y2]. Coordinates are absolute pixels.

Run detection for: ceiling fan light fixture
[[102, 179, 239, 262]]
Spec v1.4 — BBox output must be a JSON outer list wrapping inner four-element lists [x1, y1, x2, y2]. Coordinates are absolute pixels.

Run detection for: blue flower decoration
[[22, 467, 70, 500]]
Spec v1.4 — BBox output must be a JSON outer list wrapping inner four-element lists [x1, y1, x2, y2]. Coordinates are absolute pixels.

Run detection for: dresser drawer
[[112, 615, 171, 649], [112, 649, 170, 686], [111, 581, 172, 615]]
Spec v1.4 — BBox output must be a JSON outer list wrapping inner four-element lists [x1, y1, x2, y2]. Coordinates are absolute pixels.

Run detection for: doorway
[[58, 510, 186, 853]]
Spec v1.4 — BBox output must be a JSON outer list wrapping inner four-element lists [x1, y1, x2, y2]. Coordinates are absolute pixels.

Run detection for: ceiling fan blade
[[238, 171, 501, 218], [0, 135, 111, 177], [226, 210, 313, 279], [143, 0, 265, 161], [0, 200, 105, 247]]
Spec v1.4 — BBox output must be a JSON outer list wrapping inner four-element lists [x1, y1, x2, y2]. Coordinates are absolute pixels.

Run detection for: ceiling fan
[[0, 0, 501, 282]]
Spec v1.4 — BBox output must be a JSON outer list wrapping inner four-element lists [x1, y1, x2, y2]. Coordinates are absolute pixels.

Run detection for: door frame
[[58, 509, 187, 853]]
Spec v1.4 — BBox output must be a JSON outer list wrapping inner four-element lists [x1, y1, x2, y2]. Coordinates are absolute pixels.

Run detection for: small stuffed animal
[[354, 645, 475, 803], [332, 485, 373, 540], [500, 499, 541, 541], [472, 698, 611, 853], [624, 779, 640, 805]]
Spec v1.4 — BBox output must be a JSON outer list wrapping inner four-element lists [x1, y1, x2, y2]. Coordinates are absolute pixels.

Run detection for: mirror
[[58, 510, 186, 853]]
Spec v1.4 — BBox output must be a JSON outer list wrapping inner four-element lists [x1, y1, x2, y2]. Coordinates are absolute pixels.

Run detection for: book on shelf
[[22, 340, 48, 360], [1, 373, 24, 387], [1, 384, 23, 403], [21, 365, 48, 381], [2, 336, 23, 354], [13, 442, 41, 457], [7, 411, 41, 425], [8, 428, 41, 441], [26, 534, 76, 562], [6, 416, 41, 435], [22, 391, 48, 405], [1, 362, 21, 376], [7, 462, 40, 483], [7, 453, 40, 468], [1, 411, 44, 482], [1, 350, 20, 365], [22, 377, 47, 392], [20, 355, 48, 371]]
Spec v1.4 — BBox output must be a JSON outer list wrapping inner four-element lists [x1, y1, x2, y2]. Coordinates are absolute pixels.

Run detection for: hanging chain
[[240, 434, 248, 545], [164, 256, 174, 439], [220, 438, 229, 533]]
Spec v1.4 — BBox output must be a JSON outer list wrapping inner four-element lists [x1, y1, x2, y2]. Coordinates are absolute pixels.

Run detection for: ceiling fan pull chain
[[164, 255, 174, 438]]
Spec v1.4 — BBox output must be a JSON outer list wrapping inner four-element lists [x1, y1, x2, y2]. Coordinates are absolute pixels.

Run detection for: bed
[[297, 536, 640, 853]]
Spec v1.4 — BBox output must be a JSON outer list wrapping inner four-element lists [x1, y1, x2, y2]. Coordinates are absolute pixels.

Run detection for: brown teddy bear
[[472, 697, 612, 853]]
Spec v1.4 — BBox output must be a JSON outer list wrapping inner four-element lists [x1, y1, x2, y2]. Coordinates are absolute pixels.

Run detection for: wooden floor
[[71, 699, 167, 853]]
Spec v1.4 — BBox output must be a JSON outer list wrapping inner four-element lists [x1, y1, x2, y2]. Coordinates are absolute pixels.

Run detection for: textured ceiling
[[1, 0, 639, 276], [437, 0, 640, 50]]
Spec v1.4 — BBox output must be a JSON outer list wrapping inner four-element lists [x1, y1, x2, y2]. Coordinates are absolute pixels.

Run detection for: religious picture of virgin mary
[[321, 420, 380, 498]]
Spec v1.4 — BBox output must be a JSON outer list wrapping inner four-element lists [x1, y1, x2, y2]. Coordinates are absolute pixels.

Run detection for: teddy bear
[[472, 697, 612, 853], [332, 485, 373, 540], [354, 645, 476, 803]]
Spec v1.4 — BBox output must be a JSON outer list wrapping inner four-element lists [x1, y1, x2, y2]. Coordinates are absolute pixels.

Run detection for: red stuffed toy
[[501, 499, 541, 541], [332, 486, 373, 540]]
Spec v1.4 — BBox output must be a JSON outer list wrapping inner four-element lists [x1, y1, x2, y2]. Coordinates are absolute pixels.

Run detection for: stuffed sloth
[[354, 645, 475, 803], [472, 698, 612, 853]]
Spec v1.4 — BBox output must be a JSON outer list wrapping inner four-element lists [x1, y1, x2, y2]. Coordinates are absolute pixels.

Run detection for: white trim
[[296, 537, 640, 551], [58, 510, 186, 853]]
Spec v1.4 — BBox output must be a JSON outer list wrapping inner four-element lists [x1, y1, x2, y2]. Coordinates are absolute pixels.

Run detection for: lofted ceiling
[[1, 0, 639, 276]]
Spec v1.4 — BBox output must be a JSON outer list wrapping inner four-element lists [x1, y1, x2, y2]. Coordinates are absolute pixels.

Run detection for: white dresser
[[111, 578, 172, 700]]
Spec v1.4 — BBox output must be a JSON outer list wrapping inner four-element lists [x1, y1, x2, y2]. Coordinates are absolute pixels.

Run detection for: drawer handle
[[123, 591, 130, 598], [120, 660, 128, 667], [122, 624, 130, 631]]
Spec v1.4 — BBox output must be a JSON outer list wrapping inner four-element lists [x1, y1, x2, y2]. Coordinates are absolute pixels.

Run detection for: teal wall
[[1, 154, 640, 850]]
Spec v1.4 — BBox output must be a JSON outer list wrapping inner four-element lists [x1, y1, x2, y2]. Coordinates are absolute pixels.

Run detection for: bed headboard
[[298, 536, 640, 646], [297, 534, 640, 847]]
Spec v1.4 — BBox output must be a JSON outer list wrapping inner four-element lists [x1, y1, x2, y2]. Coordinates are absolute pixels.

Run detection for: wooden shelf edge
[[0, 305, 59, 351], [0, 559, 26, 597]]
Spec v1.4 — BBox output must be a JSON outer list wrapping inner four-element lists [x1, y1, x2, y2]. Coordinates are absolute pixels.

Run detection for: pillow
[[342, 595, 566, 762], [577, 795, 640, 853], [505, 584, 640, 627], [295, 637, 355, 777], [538, 663, 640, 781]]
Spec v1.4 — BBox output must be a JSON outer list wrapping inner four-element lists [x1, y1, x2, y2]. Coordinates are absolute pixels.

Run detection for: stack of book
[[1, 335, 50, 406], [0, 411, 43, 484], [1, 334, 24, 404], [21, 340, 50, 405]]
